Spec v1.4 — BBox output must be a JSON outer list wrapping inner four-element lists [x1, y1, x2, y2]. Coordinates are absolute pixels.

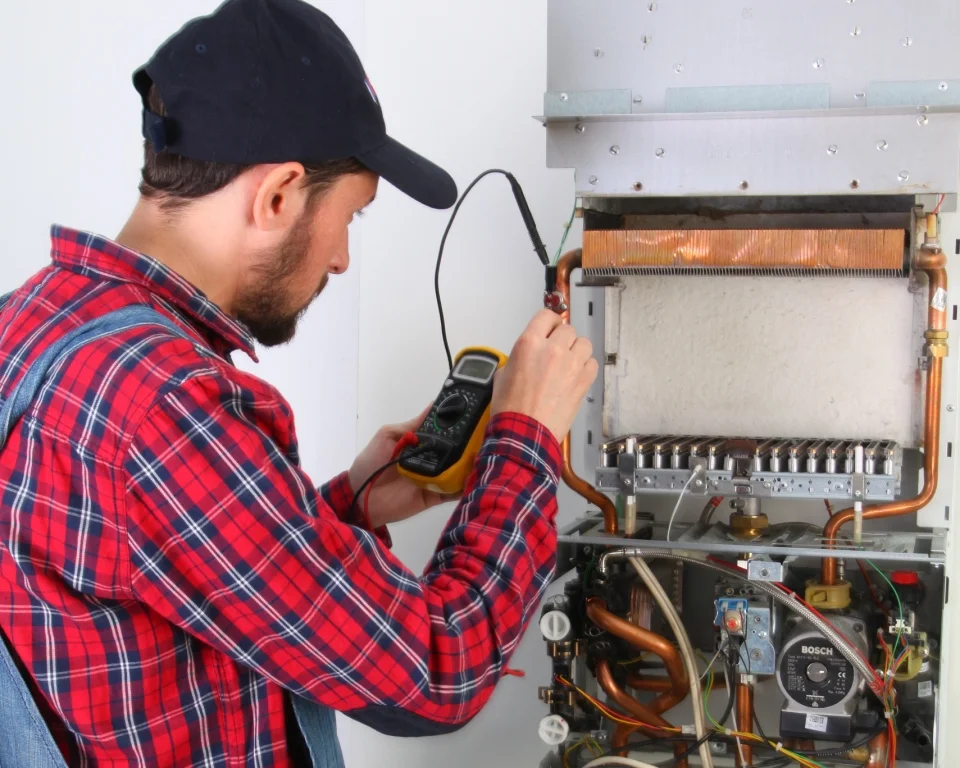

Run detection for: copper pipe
[[627, 671, 726, 694], [865, 730, 889, 768], [597, 660, 687, 768], [735, 682, 754, 767], [555, 249, 620, 533], [625, 674, 673, 693], [587, 598, 688, 712], [821, 245, 947, 585]]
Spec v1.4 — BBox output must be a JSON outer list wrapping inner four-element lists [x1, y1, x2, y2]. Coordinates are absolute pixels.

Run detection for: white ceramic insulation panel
[[603, 276, 925, 447]]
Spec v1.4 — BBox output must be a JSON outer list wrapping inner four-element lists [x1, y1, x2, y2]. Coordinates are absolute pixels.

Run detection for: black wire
[[435, 169, 510, 371], [346, 444, 433, 520], [433, 168, 548, 372]]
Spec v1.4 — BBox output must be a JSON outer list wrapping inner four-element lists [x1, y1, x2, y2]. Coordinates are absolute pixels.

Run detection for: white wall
[[348, 2, 583, 766], [2, 2, 578, 766]]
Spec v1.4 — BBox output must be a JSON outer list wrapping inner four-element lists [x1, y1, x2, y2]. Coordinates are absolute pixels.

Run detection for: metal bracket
[[747, 560, 785, 583], [617, 449, 637, 496], [690, 456, 709, 495]]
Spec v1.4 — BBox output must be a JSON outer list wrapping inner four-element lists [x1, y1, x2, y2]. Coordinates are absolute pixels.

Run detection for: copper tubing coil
[[821, 244, 947, 584], [586, 598, 688, 713], [735, 682, 754, 767], [556, 250, 620, 533], [597, 660, 688, 768], [582, 228, 906, 273]]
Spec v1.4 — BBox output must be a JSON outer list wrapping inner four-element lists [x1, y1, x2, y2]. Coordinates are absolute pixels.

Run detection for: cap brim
[[357, 137, 458, 210]]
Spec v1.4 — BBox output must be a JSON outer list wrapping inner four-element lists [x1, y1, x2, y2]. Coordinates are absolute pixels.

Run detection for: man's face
[[235, 170, 378, 346]]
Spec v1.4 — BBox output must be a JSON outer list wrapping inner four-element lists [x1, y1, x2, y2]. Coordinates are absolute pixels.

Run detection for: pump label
[[932, 288, 948, 311], [918, 681, 933, 699], [804, 714, 829, 733], [920, 661, 931, 674]]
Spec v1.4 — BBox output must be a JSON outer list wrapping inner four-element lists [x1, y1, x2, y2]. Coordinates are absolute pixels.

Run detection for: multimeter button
[[444, 378, 455, 388]]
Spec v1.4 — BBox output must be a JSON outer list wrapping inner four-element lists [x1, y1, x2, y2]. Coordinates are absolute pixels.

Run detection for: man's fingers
[[524, 308, 564, 339], [571, 335, 594, 364], [548, 324, 577, 350], [385, 404, 432, 438]]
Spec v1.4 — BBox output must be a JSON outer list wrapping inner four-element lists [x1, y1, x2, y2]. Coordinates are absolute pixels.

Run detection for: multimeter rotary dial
[[435, 394, 469, 429]]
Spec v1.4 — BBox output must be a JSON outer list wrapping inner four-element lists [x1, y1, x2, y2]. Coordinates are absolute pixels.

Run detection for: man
[[0, 0, 597, 766]]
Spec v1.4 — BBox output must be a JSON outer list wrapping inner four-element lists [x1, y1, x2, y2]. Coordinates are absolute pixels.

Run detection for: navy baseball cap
[[133, 0, 458, 209]]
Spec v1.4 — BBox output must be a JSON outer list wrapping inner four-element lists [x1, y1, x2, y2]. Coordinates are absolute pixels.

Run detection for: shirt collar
[[50, 225, 258, 362]]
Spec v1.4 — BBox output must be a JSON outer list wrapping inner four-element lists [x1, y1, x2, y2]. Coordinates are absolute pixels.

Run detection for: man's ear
[[251, 162, 308, 232]]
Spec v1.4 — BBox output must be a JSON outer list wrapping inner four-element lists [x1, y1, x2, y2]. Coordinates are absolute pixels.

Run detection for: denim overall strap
[[0, 303, 344, 767], [0, 305, 197, 768]]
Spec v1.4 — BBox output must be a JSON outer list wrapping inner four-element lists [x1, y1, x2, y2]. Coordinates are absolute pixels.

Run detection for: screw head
[[632, 182, 643, 191], [751, 649, 763, 661], [624, 478, 633, 486], [902, 36, 913, 47], [947, 405, 955, 412], [850, 179, 860, 189], [695, 479, 704, 488], [575, 123, 586, 134], [739, 180, 749, 190], [609, 145, 620, 155], [813, 57, 825, 69], [877, 140, 888, 151], [898, 170, 910, 182], [754, 615, 763, 624], [586, 395, 595, 403], [851, 26, 861, 36], [940, 82, 950, 92], [918, 115, 929, 126], [854, 490, 862, 498], [827, 145, 838, 155], [674, 63, 684, 74], [854, 91, 866, 101], [588, 175, 598, 185], [559, 92, 569, 101], [655, 148, 666, 158], [633, 95, 643, 104], [594, 48, 603, 58], [854, 622, 865, 633]]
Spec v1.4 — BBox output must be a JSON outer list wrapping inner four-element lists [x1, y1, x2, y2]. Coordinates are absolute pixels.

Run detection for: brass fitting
[[924, 330, 950, 358], [804, 579, 852, 610], [730, 512, 769, 539]]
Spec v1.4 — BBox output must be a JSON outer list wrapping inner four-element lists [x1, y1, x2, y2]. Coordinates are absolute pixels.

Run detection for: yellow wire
[[555, 676, 681, 732]]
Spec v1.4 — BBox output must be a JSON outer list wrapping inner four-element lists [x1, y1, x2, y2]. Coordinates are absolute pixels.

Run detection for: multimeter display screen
[[455, 356, 497, 383]]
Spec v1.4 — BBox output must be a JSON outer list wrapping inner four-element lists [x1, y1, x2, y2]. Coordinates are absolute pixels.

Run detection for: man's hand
[[348, 407, 449, 529], [490, 309, 598, 441]]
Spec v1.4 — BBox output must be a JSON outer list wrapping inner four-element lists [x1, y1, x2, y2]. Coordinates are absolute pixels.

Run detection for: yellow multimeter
[[398, 347, 508, 495]]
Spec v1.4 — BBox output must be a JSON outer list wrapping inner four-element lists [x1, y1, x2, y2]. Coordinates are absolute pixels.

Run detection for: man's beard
[[234, 213, 328, 347]]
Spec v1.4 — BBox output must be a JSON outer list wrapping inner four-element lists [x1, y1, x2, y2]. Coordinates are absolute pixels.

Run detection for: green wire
[[704, 666, 721, 729], [866, 559, 905, 658], [553, 200, 577, 264]]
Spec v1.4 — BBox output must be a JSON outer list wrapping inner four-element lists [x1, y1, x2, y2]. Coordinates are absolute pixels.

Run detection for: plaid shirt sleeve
[[124, 372, 561, 734], [319, 472, 394, 548]]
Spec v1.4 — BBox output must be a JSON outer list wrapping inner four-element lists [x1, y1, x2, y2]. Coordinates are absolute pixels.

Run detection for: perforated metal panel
[[543, 0, 960, 197]]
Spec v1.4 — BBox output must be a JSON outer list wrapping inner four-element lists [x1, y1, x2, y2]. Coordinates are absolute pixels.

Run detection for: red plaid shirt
[[0, 227, 561, 767]]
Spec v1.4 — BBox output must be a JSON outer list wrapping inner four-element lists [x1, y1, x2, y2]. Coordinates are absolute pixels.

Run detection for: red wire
[[934, 193, 945, 215], [362, 432, 419, 522]]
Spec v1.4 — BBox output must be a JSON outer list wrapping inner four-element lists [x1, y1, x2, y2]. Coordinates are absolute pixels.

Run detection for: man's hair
[[139, 85, 366, 212]]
